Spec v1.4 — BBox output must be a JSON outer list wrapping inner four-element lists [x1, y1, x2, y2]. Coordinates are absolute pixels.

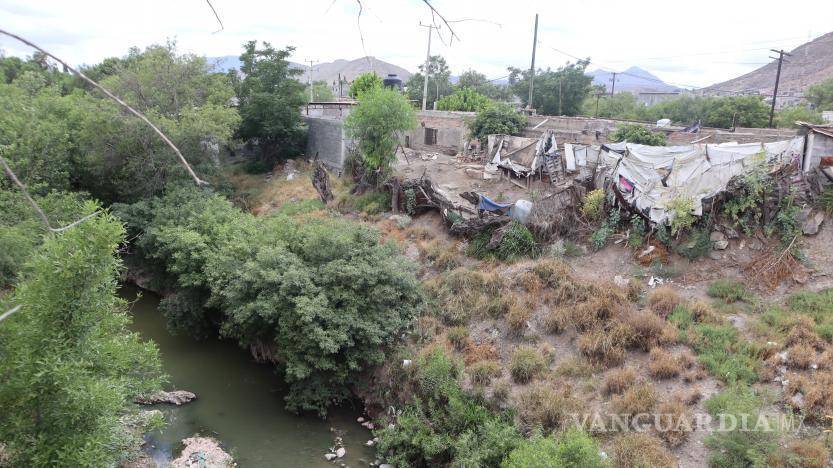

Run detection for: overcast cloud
[[2, 0, 833, 88]]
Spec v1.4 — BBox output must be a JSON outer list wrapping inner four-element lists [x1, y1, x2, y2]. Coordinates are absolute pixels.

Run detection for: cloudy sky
[[2, 0, 833, 88]]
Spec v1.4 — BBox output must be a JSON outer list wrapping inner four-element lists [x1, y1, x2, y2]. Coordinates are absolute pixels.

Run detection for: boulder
[[335, 447, 346, 458], [324, 453, 337, 461], [171, 437, 233, 467], [135, 390, 196, 406], [802, 212, 824, 236], [710, 231, 728, 250]]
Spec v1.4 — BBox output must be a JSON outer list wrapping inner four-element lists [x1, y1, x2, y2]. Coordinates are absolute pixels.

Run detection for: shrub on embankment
[[115, 186, 424, 415]]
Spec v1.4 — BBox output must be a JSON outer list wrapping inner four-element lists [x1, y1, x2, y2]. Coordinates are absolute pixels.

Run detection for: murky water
[[122, 285, 375, 467]]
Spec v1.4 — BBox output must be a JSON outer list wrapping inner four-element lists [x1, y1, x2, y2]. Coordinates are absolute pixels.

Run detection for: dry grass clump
[[468, 360, 502, 386], [611, 433, 676, 468], [463, 340, 499, 365], [517, 270, 544, 293], [516, 382, 581, 432], [491, 379, 511, 405], [786, 342, 816, 369], [647, 286, 682, 318], [818, 348, 833, 370], [647, 347, 694, 379], [655, 399, 693, 447], [602, 367, 637, 395], [414, 315, 441, 342], [611, 383, 657, 419], [554, 355, 597, 378], [509, 346, 547, 383], [674, 386, 702, 406], [506, 302, 531, 335], [542, 306, 571, 334], [690, 300, 719, 323], [770, 439, 830, 468], [624, 310, 673, 351], [784, 316, 825, 350], [533, 259, 591, 305], [577, 324, 632, 367], [426, 267, 504, 324], [446, 326, 470, 351], [784, 371, 833, 422]]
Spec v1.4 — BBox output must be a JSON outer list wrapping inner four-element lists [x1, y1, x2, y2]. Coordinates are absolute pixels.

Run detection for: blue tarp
[[478, 195, 513, 213]]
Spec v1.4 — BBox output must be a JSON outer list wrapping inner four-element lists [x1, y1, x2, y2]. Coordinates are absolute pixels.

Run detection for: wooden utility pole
[[768, 49, 791, 128], [418, 23, 438, 111], [527, 13, 539, 112], [558, 79, 562, 115], [306, 59, 318, 101], [609, 72, 618, 95], [594, 89, 603, 117]]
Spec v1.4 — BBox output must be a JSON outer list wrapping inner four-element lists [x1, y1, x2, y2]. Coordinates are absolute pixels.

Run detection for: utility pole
[[768, 49, 791, 128], [306, 59, 318, 102], [527, 13, 539, 112], [594, 89, 603, 117], [418, 23, 438, 111], [609, 72, 617, 96], [558, 79, 562, 115]]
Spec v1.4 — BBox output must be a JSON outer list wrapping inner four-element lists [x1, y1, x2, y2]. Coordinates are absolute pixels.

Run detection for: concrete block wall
[[304, 116, 351, 170]]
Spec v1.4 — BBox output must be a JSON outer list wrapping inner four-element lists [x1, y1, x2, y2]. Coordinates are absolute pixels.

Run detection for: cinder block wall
[[304, 116, 351, 170]]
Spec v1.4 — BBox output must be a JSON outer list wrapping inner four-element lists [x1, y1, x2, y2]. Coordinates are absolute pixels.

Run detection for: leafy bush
[[610, 124, 666, 146], [0, 211, 164, 466], [673, 228, 712, 260], [468, 103, 528, 144], [117, 187, 423, 415], [436, 86, 492, 112], [467, 221, 536, 261], [469, 360, 502, 386], [581, 189, 605, 221], [704, 387, 777, 468], [348, 190, 391, 215], [375, 347, 522, 467], [666, 196, 695, 235], [502, 429, 608, 468]]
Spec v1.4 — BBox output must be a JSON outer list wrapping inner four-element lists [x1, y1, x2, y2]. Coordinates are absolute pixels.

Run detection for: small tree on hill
[[349, 72, 383, 99], [467, 103, 527, 144], [344, 87, 416, 183]]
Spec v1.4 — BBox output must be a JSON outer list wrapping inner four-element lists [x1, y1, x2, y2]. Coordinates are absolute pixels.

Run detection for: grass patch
[[503, 428, 607, 468], [685, 323, 759, 384], [602, 367, 636, 396], [704, 387, 777, 468], [611, 433, 675, 468], [468, 360, 501, 386], [516, 382, 581, 433], [707, 279, 749, 303]]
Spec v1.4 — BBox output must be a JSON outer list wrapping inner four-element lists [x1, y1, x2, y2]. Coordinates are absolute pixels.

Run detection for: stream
[[122, 284, 376, 467]]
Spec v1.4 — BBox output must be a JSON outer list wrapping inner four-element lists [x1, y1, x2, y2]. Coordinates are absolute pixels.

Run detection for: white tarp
[[606, 137, 805, 225]]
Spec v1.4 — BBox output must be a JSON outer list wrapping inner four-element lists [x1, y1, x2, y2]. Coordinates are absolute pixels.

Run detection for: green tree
[[436, 86, 492, 112], [405, 55, 452, 109], [467, 103, 528, 143], [509, 60, 592, 116], [344, 87, 416, 178], [611, 123, 666, 146], [775, 105, 824, 128], [235, 41, 306, 166], [0, 210, 164, 466], [304, 79, 335, 102], [806, 77, 833, 111], [457, 69, 511, 100], [583, 91, 648, 121], [703, 95, 769, 128], [349, 72, 382, 99]]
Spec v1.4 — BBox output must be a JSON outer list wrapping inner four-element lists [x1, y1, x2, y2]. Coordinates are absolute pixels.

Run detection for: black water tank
[[383, 73, 403, 91]]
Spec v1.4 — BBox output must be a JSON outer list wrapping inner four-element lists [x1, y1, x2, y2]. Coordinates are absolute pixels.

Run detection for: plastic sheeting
[[605, 137, 806, 225]]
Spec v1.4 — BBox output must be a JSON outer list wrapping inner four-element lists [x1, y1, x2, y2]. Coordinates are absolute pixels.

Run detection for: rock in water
[[324, 453, 337, 461], [135, 390, 196, 406], [335, 447, 346, 458], [171, 437, 233, 467]]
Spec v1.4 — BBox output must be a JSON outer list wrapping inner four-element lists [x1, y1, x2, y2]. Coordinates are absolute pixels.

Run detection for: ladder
[[544, 155, 559, 183]]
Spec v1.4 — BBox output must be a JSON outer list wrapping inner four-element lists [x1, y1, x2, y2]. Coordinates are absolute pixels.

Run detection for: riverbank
[[122, 285, 375, 467]]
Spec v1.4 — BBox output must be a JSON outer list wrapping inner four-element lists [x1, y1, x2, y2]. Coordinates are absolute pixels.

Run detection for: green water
[[122, 285, 375, 467]]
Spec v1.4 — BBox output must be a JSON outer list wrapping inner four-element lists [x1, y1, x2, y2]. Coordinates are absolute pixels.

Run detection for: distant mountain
[[209, 55, 412, 86], [703, 31, 833, 96], [587, 66, 679, 93]]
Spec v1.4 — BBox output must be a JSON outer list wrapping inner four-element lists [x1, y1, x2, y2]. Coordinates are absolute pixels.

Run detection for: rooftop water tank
[[383, 73, 403, 91]]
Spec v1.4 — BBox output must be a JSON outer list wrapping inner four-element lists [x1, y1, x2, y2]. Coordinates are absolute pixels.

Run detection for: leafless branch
[[0, 153, 52, 229], [205, 0, 224, 33], [422, 0, 460, 45], [354, 0, 373, 68], [0, 28, 208, 187], [0, 305, 22, 323]]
